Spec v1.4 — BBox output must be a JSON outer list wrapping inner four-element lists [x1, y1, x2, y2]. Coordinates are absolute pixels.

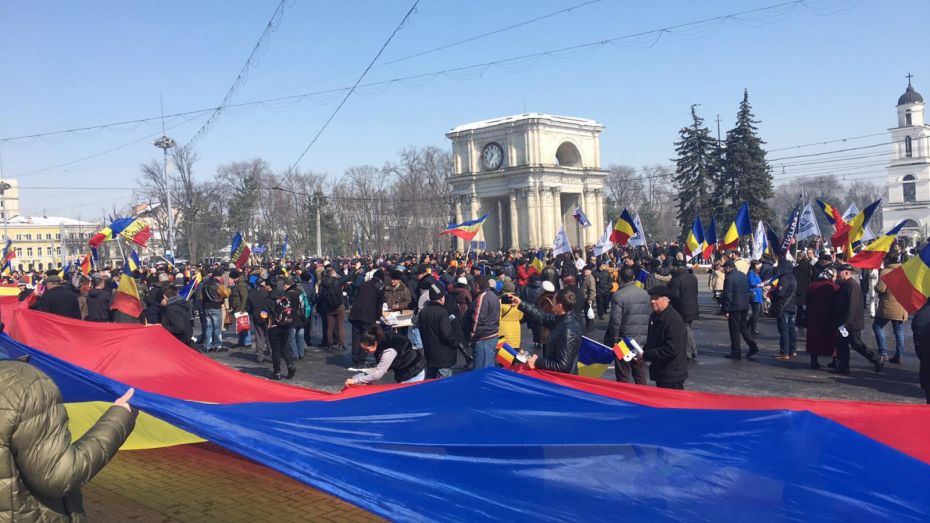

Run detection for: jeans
[[748, 302, 761, 334], [426, 366, 453, 379], [202, 308, 224, 350], [408, 326, 423, 350], [778, 312, 798, 355], [684, 321, 696, 358], [473, 338, 497, 369], [872, 318, 905, 358], [288, 326, 306, 359]]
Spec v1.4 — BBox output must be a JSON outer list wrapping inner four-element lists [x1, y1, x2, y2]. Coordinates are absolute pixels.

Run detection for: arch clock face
[[482, 142, 503, 170]]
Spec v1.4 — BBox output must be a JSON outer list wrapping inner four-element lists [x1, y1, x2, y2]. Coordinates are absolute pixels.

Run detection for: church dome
[[898, 84, 924, 105]]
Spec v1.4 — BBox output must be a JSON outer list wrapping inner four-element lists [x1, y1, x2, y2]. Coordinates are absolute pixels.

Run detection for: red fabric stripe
[[110, 292, 143, 318], [525, 369, 930, 464], [882, 265, 929, 314], [847, 250, 885, 269]]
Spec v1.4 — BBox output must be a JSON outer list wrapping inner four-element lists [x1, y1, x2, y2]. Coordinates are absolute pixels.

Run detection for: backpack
[[272, 295, 294, 326], [297, 289, 312, 321]]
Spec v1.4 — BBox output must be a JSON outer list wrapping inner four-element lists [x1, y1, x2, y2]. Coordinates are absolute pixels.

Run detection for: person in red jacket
[[516, 260, 532, 288]]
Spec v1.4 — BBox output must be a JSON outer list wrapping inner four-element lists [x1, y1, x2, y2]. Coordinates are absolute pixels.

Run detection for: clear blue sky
[[0, 0, 916, 219]]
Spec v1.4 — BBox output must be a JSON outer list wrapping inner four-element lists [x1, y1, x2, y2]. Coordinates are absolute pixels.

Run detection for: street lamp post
[[0, 181, 12, 244], [153, 135, 177, 259]]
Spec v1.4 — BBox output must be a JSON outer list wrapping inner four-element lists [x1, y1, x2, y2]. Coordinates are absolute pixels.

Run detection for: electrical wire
[[289, 0, 421, 170]]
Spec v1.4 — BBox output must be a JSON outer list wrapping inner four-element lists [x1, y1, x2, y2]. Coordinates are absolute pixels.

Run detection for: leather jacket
[[519, 303, 581, 374]]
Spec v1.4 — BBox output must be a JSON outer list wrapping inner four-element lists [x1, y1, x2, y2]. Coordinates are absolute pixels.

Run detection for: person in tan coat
[[0, 356, 136, 521], [873, 254, 909, 363]]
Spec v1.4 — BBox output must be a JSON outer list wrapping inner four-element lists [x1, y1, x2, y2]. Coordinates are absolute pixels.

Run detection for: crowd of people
[[10, 238, 930, 402]]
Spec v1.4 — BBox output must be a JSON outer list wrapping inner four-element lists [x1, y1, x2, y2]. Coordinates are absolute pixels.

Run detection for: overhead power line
[[289, 0, 421, 170]]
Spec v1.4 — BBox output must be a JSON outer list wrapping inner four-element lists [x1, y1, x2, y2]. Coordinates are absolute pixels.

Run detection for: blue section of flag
[[578, 337, 615, 366]]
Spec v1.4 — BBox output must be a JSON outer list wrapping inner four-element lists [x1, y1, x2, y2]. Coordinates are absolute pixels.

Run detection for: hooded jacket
[[0, 361, 136, 521]]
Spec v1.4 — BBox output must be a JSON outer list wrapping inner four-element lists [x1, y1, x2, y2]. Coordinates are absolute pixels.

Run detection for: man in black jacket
[[31, 271, 81, 320], [720, 261, 759, 360], [348, 271, 384, 368], [85, 275, 112, 322], [513, 289, 581, 374], [418, 285, 459, 379], [771, 260, 798, 359], [639, 286, 688, 389], [794, 251, 813, 327], [668, 261, 699, 360], [262, 278, 297, 381], [833, 264, 883, 374], [162, 285, 193, 344], [247, 279, 271, 363]]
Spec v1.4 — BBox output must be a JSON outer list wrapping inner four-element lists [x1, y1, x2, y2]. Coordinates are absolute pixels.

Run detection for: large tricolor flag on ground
[[610, 209, 638, 246], [685, 217, 705, 257], [702, 216, 717, 258], [0, 302, 929, 522], [440, 213, 489, 242], [847, 221, 906, 269], [879, 241, 930, 313], [576, 337, 615, 378], [721, 203, 751, 250], [110, 262, 143, 318], [229, 232, 251, 269]]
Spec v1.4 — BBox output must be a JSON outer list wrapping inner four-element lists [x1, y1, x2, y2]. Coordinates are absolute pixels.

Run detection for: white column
[[542, 186, 554, 248], [551, 187, 562, 247], [454, 198, 464, 251], [584, 189, 597, 245], [509, 190, 520, 250], [526, 187, 539, 248], [535, 184, 547, 248], [594, 190, 605, 235]]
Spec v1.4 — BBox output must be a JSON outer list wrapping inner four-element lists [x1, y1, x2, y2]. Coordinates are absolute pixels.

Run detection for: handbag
[[235, 312, 251, 333]]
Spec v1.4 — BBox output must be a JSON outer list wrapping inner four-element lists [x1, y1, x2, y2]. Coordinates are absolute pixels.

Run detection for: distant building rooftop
[[448, 113, 602, 134], [1, 215, 95, 226]]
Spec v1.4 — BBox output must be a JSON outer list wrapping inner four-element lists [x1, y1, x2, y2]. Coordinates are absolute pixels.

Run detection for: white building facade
[[885, 80, 930, 239], [445, 113, 608, 251]]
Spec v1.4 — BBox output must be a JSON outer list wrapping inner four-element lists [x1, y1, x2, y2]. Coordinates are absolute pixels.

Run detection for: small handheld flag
[[572, 207, 592, 228], [612, 337, 644, 362], [180, 272, 203, 301], [685, 217, 705, 258], [848, 221, 906, 269], [635, 269, 649, 289], [577, 337, 615, 378], [495, 339, 526, 367], [230, 232, 252, 269]]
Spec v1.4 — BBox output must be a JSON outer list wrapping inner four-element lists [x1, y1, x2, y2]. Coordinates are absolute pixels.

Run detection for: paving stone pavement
[[83, 288, 926, 520]]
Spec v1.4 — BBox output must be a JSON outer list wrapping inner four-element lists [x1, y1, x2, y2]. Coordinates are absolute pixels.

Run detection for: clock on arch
[[481, 142, 503, 170]]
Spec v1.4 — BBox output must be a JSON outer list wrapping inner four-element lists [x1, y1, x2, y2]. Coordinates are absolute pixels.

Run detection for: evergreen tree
[[719, 89, 774, 226], [672, 106, 718, 240]]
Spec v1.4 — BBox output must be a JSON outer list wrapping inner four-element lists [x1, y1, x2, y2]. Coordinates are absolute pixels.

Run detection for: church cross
[[906, 72, 914, 86]]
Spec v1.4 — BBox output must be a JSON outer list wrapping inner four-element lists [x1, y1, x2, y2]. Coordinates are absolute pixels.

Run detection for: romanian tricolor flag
[[816, 199, 845, 228], [119, 219, 153, 247], [440, 213, 489, 242], [495, 339, 525, 367], [577, 337, 615, 378], [230, 232, 251, 269], [721, 203, 751, 250], [610, 209, 638, 246], [879, 241, 930, 314], [180, 271, 202, 301], [612, 336, 644, 362], [126, 250, 141, 272], [88, 217, 136, 247], [848, 221, 906, 269], [529, 250, 545, 275], [635, 269, 649, 289], [1, 239, 15, 274], [110, 261, 143, 318], [79, 253, 92, 275], [703, 216, 718, 258], [840, 199, 881, 252], [766, 275, 780, 289], [685, 217, 705, 258]]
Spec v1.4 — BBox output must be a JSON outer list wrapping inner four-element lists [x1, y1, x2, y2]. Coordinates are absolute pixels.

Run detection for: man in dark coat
[[771, 260, 798, 358], [911, 300, 930, 404], [833, 264, 883, 374], [668, 261, 699, 360], [794, 251, 813, 327], [514, 289, 582, 374], [639, 286, 688, 389], [720, 261, 759, 359], [604, 268, 650, 384], [31, 271, 81, 320], [247, 278, 271, 363], [85, 275, 112, 322], [418, 286, 459, 379], [594, 263, 613, 319], [348, 271, 384, 368], [162, 285, 193, 344]]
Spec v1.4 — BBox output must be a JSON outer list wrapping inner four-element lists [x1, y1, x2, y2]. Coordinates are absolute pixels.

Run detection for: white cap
[[457, 277, 467, 285], [542, 281, 556, 293]]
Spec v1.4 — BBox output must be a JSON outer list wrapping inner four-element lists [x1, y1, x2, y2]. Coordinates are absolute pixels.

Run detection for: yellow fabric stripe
[[903, 257, 930, 297], [577, 362, 608, 378], [65, 401, 204, 450], [723, 223, 739, 245]]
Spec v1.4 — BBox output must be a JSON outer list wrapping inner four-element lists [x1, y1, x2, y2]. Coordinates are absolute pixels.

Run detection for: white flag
[[842, 203, 876, 242], [552, 224, 572, 256], [796, 202, 822, 240], [751, 220, 767, 261], [629, 213, 647, 247], [593, 221, 614, 256]]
